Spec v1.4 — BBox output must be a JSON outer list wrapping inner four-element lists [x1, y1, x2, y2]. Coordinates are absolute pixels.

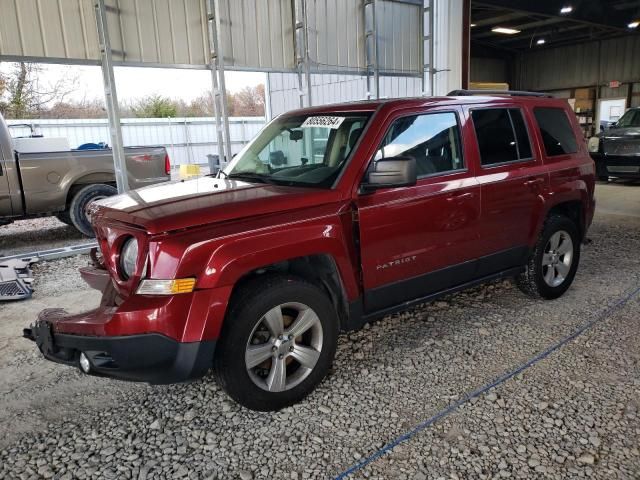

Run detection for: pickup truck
[[0, 112, 170, 236], [589, 107, 640, 180], [25, 91, 595, 411]]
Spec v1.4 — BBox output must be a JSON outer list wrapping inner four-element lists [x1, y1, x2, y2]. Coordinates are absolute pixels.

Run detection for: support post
[[206, 0, 233, 165], [294, 0, 312, 108], [423, 0, 435, 96], [95, 0, 128, 192]]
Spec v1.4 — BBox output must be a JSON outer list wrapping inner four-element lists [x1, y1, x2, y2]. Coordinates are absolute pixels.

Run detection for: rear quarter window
[[533, 107, 578, 156]]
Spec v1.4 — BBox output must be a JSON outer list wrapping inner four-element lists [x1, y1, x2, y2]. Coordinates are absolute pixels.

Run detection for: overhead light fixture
[[470, 23, 477, 27], [537, 38, 546, 45], [492, 27, 521, 35], [560, 6, 573, 14], [629, 20, 639, 29]]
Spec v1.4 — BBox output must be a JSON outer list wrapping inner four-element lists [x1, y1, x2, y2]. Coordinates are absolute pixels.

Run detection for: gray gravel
[[0, 187, 639, 479], [0, 217, 86, 257]]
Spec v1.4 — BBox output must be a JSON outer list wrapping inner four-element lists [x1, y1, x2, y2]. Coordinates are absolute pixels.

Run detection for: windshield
[[616, 109, 640, 128], [222, 113, 370, 188]]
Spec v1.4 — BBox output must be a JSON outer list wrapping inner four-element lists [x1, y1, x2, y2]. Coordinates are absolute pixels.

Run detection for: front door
[[356, 108, 481, 313]]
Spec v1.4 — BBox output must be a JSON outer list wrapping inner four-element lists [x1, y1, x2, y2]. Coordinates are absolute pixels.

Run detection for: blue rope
[[333, 284, 640, 479]]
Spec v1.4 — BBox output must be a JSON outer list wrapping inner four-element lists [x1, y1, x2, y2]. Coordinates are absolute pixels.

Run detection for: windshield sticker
[[301, 116, 346, 129]]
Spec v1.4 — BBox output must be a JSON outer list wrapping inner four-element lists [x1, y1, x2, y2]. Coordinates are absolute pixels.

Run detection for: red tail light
[[164, 153, 171, 175]]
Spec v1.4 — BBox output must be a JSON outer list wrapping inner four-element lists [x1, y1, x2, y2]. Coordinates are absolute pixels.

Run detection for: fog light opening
[[79, 352, 91, 374]]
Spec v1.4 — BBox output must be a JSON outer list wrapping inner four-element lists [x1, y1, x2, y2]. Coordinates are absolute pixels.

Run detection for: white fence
[[6, 117, 266, 166]]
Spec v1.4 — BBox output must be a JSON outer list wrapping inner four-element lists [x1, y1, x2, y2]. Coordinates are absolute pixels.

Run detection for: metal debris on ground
[[0, 257, 38, 301]]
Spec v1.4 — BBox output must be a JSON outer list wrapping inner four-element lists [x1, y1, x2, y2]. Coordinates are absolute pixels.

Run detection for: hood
[[602, 126, 640, 139], [93, 176, 341, 234]]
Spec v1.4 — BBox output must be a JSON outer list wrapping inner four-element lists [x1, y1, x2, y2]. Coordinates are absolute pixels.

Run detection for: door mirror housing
[[362, 156, 417, 190]]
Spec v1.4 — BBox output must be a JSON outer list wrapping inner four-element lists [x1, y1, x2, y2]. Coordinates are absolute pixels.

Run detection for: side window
[[471, 108, 533, 166], [375, 112, 464, 177], [533, 107, 578, 156]]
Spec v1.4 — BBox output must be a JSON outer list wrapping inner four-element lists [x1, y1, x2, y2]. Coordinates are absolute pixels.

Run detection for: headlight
[[587, 136, 600, 153], [120, 237, 139, 279]]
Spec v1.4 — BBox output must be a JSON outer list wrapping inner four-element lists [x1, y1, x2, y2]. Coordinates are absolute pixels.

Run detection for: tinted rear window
[[534, 107, 578, 156], [471, 108, 532, 166]]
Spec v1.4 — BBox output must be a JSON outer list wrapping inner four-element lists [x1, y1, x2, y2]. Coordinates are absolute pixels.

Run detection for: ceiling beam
[[474, 1, 634, 34]]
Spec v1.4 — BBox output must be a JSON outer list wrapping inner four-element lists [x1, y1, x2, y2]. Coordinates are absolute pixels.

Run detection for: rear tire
[[214, 274, 339, 411], [516, 214, 580, 300], [69, 184, 117, 237]]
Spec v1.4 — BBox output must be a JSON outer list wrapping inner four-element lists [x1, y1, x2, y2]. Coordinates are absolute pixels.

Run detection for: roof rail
[[447, 89, 553, 98]]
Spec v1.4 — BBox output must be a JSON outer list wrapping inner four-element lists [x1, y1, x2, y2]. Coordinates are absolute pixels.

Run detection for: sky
[[0, 63, 265, 105]]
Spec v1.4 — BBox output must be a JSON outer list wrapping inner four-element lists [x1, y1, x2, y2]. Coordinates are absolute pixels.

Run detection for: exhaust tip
[[79, 352, 91, 373]]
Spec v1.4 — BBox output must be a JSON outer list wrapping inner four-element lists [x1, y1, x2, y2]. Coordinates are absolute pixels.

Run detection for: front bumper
[[24, 309, 215, 384], [592, 153, 640, 179]]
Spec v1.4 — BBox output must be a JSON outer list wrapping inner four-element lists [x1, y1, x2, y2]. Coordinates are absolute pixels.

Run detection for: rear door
[[466, 105, 548, 276], [356, 106, 482, 313]]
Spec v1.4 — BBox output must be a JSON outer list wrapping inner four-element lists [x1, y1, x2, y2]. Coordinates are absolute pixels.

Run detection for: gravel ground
[[0, 184, 639, 480], [0, 217, 87, 257]]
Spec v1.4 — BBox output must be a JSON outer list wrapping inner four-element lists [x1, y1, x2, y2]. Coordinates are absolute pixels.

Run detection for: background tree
[[127, 94, 178, 118], [0, 63, 78, 118]]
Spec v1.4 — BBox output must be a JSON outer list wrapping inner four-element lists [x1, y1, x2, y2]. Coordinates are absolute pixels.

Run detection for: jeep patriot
[[25, 91, 596, 411]]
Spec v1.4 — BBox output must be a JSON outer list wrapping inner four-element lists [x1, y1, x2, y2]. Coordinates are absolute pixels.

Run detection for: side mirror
[[362, 156, 417, 190]]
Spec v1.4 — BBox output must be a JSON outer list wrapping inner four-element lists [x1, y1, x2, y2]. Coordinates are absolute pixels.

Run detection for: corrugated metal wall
[[375, 0, 422, 75], [266, 0, 463, 117], [0, 0, 426, 74], [266, 72, 423, 116], [6, 117, 265, 165], [307, 0, 366, 72], [514, 35, 640, 91], [106, 0, 210, 66], [470, 58, 509, 83], [217, 0, 295, 71]]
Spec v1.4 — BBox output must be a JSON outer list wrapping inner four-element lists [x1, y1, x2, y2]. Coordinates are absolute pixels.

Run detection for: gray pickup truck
[[0, 112, 170, 236], [589, 107, 640, 181]]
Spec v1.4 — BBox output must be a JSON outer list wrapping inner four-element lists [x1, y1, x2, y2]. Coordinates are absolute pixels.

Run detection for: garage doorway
[[597, 98, 627, 133]]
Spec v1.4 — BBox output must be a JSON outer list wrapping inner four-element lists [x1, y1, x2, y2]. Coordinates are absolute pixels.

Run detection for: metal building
[[0, 0, 464, 190]]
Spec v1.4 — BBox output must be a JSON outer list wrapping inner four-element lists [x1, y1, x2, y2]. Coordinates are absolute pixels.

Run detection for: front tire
[[214, 274, 339, 411], [517, 214, 580, 300], [69, 184, 117, 237]]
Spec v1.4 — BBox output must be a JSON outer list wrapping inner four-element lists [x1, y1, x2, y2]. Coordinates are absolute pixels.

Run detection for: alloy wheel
[[245, 302, 323, 392]]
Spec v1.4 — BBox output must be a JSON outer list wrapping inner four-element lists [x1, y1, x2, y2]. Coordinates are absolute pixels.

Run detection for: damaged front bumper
[[23, 309, 215, 384], [23, 255, 216, 384]]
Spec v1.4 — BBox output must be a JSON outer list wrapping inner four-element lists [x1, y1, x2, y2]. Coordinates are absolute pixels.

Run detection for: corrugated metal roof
[[0, 0, 425, 74]]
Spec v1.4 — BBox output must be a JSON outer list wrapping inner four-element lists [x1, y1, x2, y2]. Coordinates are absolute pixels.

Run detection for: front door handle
[[523, 178, 544, 188], [446, 192, 475, 202]]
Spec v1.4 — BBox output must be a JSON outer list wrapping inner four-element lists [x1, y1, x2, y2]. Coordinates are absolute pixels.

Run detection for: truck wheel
[[516, 214, 580, 300], [69, 184, 117, 237], [55, 211, 73, 226], [214, 274, 339, 411]]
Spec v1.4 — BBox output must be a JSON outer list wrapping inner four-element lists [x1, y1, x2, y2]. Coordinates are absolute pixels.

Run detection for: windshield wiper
[[227, 172, 276, 184]]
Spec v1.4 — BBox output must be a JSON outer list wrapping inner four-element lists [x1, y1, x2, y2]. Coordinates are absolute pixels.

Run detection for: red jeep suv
[[25, 91, 595, 411]]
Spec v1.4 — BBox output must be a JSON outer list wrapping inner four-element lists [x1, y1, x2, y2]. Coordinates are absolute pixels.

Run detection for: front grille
[[604, 140, 640, 156]]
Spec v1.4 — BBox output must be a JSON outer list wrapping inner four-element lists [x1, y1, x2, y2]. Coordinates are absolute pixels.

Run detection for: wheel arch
[[63, 173, 116, 210], [225, 254, 352, 332]]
